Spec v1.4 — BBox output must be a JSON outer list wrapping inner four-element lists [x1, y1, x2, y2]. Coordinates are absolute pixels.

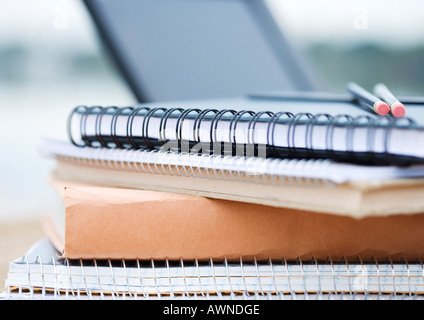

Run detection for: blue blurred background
[[0, 0, 423, 224]]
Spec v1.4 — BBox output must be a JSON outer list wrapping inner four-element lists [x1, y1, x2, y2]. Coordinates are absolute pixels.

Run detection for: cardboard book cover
[[44, 178, 424, 261]]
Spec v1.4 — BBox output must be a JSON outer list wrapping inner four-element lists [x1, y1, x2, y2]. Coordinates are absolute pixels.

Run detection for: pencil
[[374, 83, 406, 118], [347, 82, 390, 116]]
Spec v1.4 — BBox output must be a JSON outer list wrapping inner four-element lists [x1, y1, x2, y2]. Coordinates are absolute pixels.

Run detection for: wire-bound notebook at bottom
[[3, 239, 424, 300]]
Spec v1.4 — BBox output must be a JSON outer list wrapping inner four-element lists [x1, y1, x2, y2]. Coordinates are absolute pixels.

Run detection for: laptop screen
[[84, 0, 318, 102]]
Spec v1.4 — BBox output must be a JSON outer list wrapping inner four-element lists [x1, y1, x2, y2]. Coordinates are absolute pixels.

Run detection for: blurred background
[[0, 0, 423, 284], [0, 0, 135, 226], [268, 0, 424, 94]]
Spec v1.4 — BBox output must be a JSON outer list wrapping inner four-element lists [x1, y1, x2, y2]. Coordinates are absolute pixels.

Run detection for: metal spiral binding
[[41, 139, 337, 187], [5, 251, 424, 300], [67, 105, 421, 165]]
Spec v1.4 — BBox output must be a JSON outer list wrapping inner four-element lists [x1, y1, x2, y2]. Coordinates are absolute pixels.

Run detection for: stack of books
[[3, 93, 424, 300]]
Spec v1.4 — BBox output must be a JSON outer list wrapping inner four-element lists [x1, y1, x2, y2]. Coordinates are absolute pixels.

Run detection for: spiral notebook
[[67, 95, 424, 166], [3, 239, 424, 300], [41, 139, 424, 218]]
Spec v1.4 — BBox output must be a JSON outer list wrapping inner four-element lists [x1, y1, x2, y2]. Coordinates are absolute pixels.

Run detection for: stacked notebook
[[4, 93, 424, 299]]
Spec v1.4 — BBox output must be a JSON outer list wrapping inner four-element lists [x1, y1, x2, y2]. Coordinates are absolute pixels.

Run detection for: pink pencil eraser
[[391, 102, 406, 118], [373, 101, 390, 116]]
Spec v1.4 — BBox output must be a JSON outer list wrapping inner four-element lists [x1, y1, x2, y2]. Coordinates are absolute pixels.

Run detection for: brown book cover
[[44, 179, 424, 261]]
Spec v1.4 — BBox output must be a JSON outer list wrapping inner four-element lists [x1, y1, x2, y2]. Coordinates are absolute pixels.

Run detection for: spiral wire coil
[[41, 139, 337, 187], [4, 251, 424, 300], [67, 105, 420, 166]]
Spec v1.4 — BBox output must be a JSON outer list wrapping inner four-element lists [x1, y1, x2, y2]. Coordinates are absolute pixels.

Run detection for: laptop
[[83, 0, 320, 103]]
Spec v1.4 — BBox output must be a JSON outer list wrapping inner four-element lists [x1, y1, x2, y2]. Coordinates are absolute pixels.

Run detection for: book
[[42, 178, 424, 261], [41, 139, 424, 218], [4, 238, 424, 299], [66, 96, 424, 166]]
